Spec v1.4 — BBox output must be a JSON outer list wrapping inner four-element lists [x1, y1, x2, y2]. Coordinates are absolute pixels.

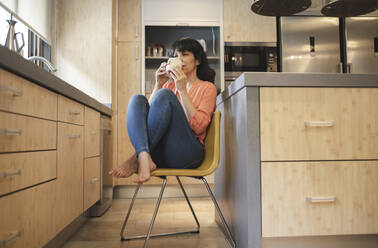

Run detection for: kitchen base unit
[[215, 72, 378, 248]]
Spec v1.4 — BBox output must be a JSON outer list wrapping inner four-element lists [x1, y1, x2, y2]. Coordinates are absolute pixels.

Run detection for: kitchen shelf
[[145, 56, 220, 60], [144, 25, 222, 95]]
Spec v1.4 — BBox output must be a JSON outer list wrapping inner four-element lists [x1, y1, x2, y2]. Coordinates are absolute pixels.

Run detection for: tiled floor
[[62, 197, 229, 248]]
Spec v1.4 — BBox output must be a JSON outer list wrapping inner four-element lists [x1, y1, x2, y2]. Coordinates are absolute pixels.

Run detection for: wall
[[56, 0, 112, 104], [0, 0, 55, 43]]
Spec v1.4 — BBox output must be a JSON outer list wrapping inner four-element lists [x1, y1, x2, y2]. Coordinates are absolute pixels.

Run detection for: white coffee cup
[[166, 57, 182, 74]]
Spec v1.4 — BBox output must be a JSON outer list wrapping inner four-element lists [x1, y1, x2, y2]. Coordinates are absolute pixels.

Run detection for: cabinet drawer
[[84, 106, 100, 157], [0, 112, 56, 153], [261, 161, 378, 237], [84, 156, 100, 211], [260, 87, 378, 161], [58, 95, 84, 125], [0, 180, 56, 248], [0, 151, 56, 196], [0, 69, 57, 121]]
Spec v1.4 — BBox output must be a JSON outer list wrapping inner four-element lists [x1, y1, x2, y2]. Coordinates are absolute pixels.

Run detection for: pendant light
[[321, 0, 378, 17], [251, 0, 312, 16]]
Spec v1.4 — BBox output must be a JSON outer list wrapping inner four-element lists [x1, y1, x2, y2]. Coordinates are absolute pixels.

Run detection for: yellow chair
[[120, 111, 236, 248]]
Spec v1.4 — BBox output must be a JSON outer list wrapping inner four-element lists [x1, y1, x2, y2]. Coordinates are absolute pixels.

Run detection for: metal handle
[[90, 131, 98, 135], [0, 128, 22, 136], [304, 121, 335, 127], [68, 134, 81, 139], [337, 62, 343, 73], [0, 169, 21, 179], [135, 46, 139, 61], [225, 77, 237, 81], [0, 85, 23, 96], [0, 231, 21, 247], [69, 110, 80, 115], [90, 178, 99, 184], [15, 32, 25, 52], [135, 23, 138, 38], [176, 23, 189, 26], [306, 196, 337, 203]]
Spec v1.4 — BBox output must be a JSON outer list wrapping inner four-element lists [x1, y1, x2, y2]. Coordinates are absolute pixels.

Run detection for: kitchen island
[[215, 72, 378, 248]]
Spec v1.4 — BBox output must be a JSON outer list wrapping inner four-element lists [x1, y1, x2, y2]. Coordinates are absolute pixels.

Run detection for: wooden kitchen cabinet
[[85, 106, 100, 158], [223, 0, 276, 42], [84, 156, 101, 211], [260, 87, 378, 161], [143, 0, 221, 26], [58, 95, 84, 125], [261, 161, 378, 237], [258, 87, 378, 238], [117, 42, 142, 185], [118, 0, 141, 42], [0, 59, 109, 247], [84, 106, 101, 210], [0, 180, 57, 248], [0, 68, 57, 121], [54, 122, 84, 233], [0, 71, 59, 248], [0, 151, 56, 196], [115, 0, 143, 185], [0, 112, 56, 153]]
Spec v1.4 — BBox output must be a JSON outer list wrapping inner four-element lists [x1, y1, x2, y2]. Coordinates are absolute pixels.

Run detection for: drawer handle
[[68, 134, 81, 139], [90, 178, 99, 184], [0, 128, 22, 136], [0, 169, 21, 179], [0, 85, 23, 96], [304, 121, 335, 127], [90, 131, 98, 135], [306, 196, 337, 203], [69, 110, 81, 115], [0, 231, 21, 247]]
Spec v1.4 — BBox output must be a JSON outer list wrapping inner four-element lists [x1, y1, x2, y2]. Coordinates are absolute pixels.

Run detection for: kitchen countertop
[[0, 46, 112, 117], [218, 72, 378, 105]]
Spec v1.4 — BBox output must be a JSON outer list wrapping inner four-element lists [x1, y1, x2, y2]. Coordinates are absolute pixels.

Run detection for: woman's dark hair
[[169, 38, 215, 83]]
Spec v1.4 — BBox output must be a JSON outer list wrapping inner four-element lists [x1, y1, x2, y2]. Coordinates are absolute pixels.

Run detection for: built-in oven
[[224, 42, 278, 87]]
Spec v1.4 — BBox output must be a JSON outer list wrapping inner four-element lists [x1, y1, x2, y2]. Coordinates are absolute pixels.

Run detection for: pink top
[[162, 80, 217, 144]]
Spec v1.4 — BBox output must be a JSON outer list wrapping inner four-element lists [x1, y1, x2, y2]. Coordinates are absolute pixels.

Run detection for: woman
[[109, 38, 217, 183]]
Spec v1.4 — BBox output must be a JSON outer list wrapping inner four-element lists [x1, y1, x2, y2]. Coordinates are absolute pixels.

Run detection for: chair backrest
[[195, 110, 221, 176]]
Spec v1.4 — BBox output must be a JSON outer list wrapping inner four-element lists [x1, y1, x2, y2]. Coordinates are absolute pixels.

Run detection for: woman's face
[[173, 50, 199, 75]]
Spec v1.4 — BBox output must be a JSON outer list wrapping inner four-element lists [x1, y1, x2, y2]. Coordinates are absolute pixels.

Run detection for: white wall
[[0, 0, 55, 43], [56, 0, 112, 104]]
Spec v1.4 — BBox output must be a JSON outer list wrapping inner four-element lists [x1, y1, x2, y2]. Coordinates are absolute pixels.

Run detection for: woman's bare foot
[[134, 152, 157, 183], [109, 154, 138, 178]]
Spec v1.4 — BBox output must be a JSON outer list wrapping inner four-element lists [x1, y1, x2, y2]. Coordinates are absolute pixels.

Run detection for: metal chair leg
[[143, 177, 167, 248], [202, 177, 236, 248], [120, 177, 200, 245], [120, 182, 142, 240], [176, 176, 200, 232]]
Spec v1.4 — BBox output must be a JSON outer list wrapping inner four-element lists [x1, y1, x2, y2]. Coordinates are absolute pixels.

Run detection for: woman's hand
[[155, 62, 170, 89], [169, 67, 187, 91]]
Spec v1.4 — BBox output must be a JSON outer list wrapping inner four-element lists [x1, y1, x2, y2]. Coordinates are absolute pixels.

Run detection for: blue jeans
[[126, 89, 204, 169]]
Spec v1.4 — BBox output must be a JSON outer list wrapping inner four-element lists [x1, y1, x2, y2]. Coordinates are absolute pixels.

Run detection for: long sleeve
[[188, 83, 217, 137]]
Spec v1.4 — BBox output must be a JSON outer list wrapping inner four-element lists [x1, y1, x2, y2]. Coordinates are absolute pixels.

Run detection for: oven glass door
[[225, 46, 267, 71]]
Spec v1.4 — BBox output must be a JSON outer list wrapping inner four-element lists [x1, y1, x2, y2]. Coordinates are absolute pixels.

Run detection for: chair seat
[[151, 167, 212, 177], [151, 111, 221, 178]]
